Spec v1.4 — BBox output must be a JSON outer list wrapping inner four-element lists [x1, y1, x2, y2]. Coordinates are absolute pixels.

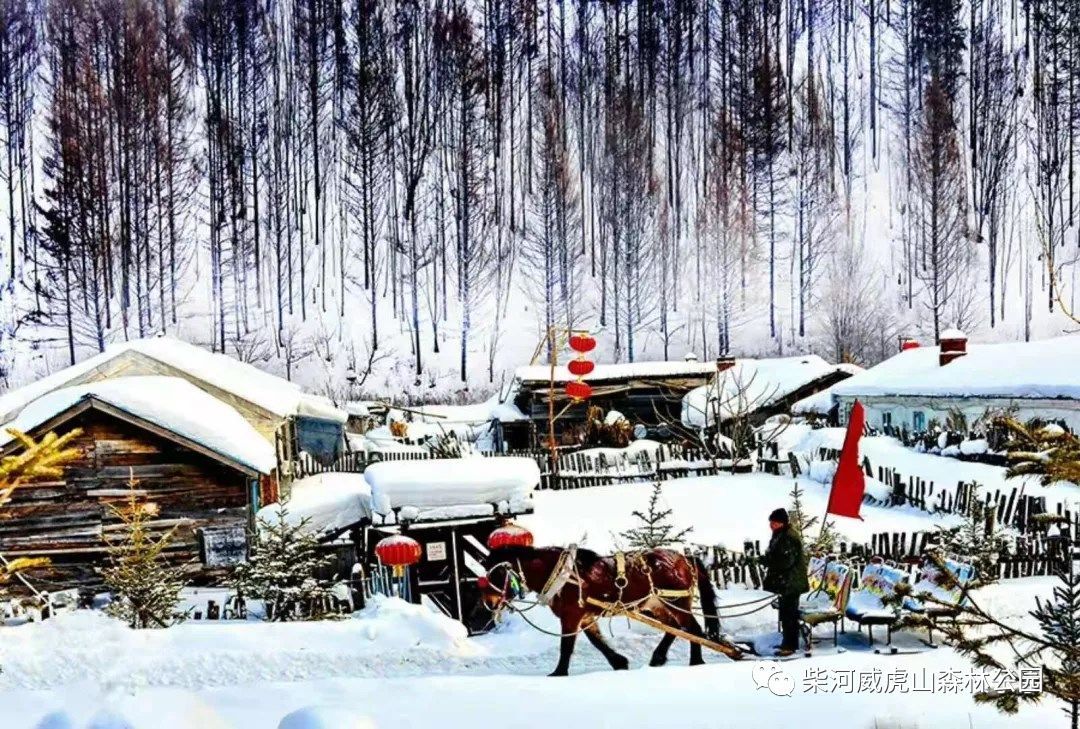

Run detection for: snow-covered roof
[[363, 456, 539, 516], [681, 355, 839, 427], [791, 388, 836, 415], [0, 376, 276, 474], [0, 336, 346, 424], [830, 334, 1080, 401], [388, 395, 528, 425], [257, 472, 373, 534], [515, 360, 718, 385], [791, 363, 866, 415]]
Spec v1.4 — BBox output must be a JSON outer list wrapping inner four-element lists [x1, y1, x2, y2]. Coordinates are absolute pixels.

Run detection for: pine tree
[[99, 476, 187, 629], [934, 481, 1006, 583], [621, 481, 692, 549], [232, 506, 337, 621], [1030, 559, 1080, 728], [997, 417, 1080, 486], [1, 428, 80, 589], [935, 554, 1080, 724], [789, 481, 838, 554]]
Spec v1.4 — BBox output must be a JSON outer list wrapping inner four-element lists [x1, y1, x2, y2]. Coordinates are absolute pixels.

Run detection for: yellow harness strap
[[654, 587, 694, 599], [615, 552, 627, 585]]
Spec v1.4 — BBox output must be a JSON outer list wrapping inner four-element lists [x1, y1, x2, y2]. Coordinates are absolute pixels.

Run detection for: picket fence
[[699, 529, 1070, 590], [290, 443, 751, 489], [815, 446, 1078, 538]]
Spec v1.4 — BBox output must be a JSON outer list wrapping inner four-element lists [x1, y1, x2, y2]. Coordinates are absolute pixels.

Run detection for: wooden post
[[547, 326, 558, 490]]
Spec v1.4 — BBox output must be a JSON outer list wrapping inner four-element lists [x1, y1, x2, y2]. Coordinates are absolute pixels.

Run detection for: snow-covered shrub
[[233, 507, 340, 621], [931, 482, 1006, 583]]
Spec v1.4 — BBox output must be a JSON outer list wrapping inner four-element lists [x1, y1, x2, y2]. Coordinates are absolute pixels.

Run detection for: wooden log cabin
[[0, 334, 346, 449], [0, 335, 348, 495], [508, 359, 721, 448], [508, 355, 856, 449], [0, 377, 277, 592]]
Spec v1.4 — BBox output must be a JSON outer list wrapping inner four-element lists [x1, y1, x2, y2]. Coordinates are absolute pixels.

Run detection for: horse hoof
[[548, 670, 568, 677], [649, 657, 667, 667], [613, 658, 630, 671], [690, 658, 706, 667]]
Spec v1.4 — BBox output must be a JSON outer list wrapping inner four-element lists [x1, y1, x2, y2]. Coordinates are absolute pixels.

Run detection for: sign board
[[200, 525, 247, 567], [426, 541, 447, 562]]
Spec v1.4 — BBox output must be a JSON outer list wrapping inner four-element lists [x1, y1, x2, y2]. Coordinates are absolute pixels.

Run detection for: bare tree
[[911, 76, 972, 341]]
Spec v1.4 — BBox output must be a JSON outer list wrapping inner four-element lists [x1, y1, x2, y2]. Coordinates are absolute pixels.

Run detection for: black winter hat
[[768, 508, 789, 524]]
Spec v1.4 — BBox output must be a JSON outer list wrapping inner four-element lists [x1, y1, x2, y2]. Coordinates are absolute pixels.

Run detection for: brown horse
[[479, 545, 724, 676]]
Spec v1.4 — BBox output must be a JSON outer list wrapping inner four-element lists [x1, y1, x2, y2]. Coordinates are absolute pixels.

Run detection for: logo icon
[[752, 662, 795, 696]]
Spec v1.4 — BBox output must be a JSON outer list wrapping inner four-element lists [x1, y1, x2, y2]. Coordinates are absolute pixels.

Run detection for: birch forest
[[0, 0, 1077, 397]]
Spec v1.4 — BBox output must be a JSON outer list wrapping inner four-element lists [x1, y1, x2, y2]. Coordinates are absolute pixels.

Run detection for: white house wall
[[837, 396, 1080, 433]]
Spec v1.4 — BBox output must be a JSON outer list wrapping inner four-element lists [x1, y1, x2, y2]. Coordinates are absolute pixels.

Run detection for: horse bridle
[[478, 560, 529, 613]]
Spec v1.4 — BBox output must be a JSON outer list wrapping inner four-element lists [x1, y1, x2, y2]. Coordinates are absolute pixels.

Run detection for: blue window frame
[[913, 411, 926, 432], [295, 416, 344, 465]]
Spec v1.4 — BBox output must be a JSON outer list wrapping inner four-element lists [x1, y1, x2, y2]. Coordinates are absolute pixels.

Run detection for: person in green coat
[[763, 508, 809, 656]]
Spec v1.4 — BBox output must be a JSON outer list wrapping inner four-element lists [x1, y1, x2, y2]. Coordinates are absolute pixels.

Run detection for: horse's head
[[477, 560, 528, 611], [478, 547, 537, 611]]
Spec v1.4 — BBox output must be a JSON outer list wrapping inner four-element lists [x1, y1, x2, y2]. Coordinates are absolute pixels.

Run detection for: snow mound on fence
[[279, 707, 377, 729], [0, 376, 276, 474], [0, 596, 473, 692], [258, 472, 373, 534], [363, 456, 539, 517]]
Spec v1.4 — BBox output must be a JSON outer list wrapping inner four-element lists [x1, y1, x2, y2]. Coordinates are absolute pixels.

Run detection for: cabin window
[[912, 411, 926, 432], [295, 416, 344, 465]]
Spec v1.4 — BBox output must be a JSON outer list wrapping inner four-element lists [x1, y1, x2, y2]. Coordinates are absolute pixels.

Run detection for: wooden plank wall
[[1, 409, 251, 592]]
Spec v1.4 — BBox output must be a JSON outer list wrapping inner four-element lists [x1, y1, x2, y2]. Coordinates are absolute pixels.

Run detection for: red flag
[[827, 400, 866, 519]]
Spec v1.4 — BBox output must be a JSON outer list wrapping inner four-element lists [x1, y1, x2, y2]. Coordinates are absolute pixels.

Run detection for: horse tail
[[694, 556, 720, 641]]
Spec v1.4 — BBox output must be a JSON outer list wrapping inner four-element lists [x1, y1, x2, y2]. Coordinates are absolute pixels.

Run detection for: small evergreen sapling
[[789, 481, 838, 554], [232, 506, 338, 621], [99, 477, 187, 628], [621, 481, 692, 549], [934, 482, 1005, 583]]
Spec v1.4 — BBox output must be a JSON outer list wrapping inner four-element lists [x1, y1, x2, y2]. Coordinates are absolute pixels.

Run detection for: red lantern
[[476, 575, 491, 590], [569, 332, 596, 354], [565, 380, 593, 402], [567, 359, 595, 377], [375, 534, 422, 577], [487, 524, 534, 550]]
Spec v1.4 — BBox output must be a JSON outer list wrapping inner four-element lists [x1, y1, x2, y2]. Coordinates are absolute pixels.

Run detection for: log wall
[[1, 408, 252, 591]]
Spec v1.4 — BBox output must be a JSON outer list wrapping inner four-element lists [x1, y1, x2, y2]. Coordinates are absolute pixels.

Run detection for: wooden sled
[[585, 596, 745, 660]]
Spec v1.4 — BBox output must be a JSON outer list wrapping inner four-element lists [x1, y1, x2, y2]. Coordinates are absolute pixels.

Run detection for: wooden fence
[[816, 446, 1078, 537], [698, 529, 1071, 590], [288, 442, 752, 488]]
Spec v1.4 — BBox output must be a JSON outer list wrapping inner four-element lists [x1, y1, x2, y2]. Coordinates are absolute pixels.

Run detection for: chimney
[[684, 352, 699, 362], [938, 328, 967, 366], [715, 354, 736, 373], [899, 336, 920, 352]]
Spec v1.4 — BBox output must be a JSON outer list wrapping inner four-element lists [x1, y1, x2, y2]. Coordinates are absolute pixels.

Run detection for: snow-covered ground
[[523, 472, 961, 552], [0, 579, 1061, 728]]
